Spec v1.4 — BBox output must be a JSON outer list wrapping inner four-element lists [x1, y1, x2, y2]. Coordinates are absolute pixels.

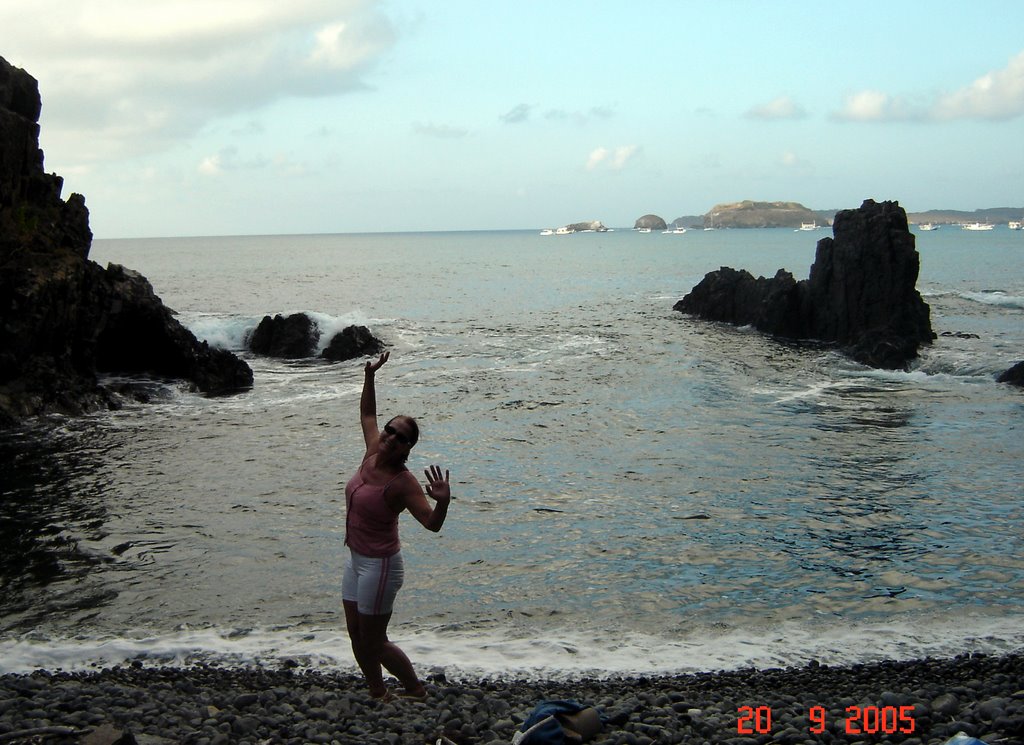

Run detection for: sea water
[[1, 226, 1022, 679]]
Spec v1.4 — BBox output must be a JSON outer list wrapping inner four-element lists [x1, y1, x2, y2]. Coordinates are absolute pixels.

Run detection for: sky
[[3, 0, 1024, 238]]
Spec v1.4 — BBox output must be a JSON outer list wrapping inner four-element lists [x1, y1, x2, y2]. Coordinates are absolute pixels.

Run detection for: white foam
[[959, 291, 1024, 309], [3, 614, 1022, 679], [768, 380, 844, 403], [180, 310, 384, 354], [184, 313, 259, 351], [307, 311, 381, 354], [843, 361, 992, 386]]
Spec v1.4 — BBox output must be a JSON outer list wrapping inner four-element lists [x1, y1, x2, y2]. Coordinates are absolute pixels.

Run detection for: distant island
[[902, 206, 1024, 226], [670, 202, 1024, 230], [676, 201, 825, 229], [544, 201, 1023, 233], [540, 220, 611, 234]]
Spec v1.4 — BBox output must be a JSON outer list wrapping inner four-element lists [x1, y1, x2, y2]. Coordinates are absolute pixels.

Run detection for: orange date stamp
[[738, 704, 917, 736]]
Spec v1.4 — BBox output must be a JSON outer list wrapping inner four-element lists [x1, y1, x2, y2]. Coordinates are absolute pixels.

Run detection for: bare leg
[[343, 600, 388, 697], [343, 600, 425, 697]]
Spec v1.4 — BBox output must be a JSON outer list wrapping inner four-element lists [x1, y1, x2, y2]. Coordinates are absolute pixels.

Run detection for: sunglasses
[[383, 423, 412, 446]]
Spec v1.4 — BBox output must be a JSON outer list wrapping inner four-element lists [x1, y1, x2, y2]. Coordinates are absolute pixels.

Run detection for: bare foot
[[399, 683, 427, 700]]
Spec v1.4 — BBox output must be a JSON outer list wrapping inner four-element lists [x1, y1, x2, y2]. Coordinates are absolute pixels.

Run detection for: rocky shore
[[0, 653, 1020, 744]]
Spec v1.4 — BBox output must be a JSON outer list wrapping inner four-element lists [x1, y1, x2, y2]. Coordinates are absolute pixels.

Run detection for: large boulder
[[245, 315, 386, 363], [321, 325, 384, 362], [675, 199, 935, 369], [671, 267, 804, 337], [248, 313, 320, 358], [0, 56, 252, 426], [997, 361, 1024, 387]]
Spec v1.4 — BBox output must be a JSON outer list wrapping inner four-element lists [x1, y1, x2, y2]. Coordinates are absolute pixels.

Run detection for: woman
[[342, 351, 451, 700]]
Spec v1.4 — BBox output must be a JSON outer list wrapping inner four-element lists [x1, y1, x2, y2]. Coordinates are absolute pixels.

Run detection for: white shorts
[[342, 549, 405, 616]]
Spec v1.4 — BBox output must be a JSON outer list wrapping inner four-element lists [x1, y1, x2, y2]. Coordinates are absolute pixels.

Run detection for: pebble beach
[[0, 653, 1021, 745]]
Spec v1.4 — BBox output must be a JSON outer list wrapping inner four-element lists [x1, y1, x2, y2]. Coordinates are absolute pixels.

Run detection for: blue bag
[[512, 700, 602, 744], [942, 735, 990, 745]]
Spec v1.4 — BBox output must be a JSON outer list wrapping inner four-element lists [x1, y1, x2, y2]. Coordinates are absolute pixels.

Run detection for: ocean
[[1, 225, 1022, 680]]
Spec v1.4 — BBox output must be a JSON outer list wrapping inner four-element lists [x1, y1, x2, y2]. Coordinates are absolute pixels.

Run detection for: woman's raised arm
[[359, 351, 390, 452]]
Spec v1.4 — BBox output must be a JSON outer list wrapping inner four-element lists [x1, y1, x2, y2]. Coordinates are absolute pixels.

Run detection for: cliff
[[0, 57, 252, 426]]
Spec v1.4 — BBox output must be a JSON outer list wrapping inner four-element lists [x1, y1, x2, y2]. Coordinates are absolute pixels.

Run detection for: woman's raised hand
[[424, 465, 451, 502], [364, 351, 390, 375]]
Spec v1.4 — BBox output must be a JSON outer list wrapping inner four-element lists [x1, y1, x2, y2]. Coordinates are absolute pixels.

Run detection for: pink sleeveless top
[[344, 455, 405, 558]]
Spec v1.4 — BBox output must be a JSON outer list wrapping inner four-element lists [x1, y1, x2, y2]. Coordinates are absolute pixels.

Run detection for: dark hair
[[387, 415, 419, 448]]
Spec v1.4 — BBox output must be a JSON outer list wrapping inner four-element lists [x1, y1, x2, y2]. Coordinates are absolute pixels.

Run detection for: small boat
[[961, 222, 994, 231], [539, 229, 554, 236], [798, 221, 817, 231], [672, 226, 687, 234], [917, 223, 939, 231], [1009, 221, 1022, 230], [555, 226, 573, 235], [637, 227, 652, 233]]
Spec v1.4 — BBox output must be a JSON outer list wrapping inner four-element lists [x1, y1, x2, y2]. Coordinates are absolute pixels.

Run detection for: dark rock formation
[[634, 214, 667, 230], [247, 313, 319, 358], [997, 361, 1024, 386], [321, 325, 384, 362], [0, 56, 252, 426], [674, 199, 935, 369], [676, 266, 805, 337], [245, 313, 385, 362], [92, 265, 252, 393]]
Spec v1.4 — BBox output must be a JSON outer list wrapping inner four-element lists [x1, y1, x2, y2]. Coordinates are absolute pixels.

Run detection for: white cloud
[[308, 18, 394, 71], [1, 0, 395, 163], [586, 145, 638, 171], [198, 155, 223, 177], [197, 147, 270, 176], [931, 50, 1024, 121], [832, 50, 1024, 123], [746, 96, 807, 120], [832, 90, 914, 122], [610, 145, 639, 170], [586, 147, 609, 170], [780, 151, 810, 170]]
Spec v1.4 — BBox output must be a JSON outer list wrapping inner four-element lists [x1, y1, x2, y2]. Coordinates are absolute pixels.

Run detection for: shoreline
[[0, 652, 1020, 744]]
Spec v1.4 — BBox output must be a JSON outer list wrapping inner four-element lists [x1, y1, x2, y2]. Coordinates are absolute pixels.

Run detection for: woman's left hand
[[424, 465, 451, 502]]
